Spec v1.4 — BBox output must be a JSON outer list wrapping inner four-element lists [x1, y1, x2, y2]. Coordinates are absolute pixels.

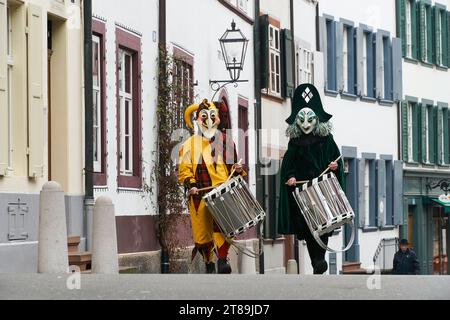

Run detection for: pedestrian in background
[[393, 239, 420, 275]]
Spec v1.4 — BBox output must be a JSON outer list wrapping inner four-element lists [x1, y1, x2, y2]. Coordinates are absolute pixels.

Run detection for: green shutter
[[427, 5, 433, 63], [444, 108, 450, 164], [413, 103, 421, 163], [397, 0, 407, 55], [419, 1, 426, 61], [281, 29, 294, 98], [447, 12, 450, 67], [433, 6, 440, 65], [259, 15, 270, 90], [412, 0, 419, 59], [428, 106, 436, 164], [437, 106, 444, 165], [442, 9, 448, 67], [402, 101, 409, 161], [420, 103, 428, 163]]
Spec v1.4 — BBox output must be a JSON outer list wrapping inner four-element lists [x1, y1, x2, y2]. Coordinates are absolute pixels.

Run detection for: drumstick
[[226, 159, 243, 182], [319, 155, 342, 177], [285, 155, 343, 186]]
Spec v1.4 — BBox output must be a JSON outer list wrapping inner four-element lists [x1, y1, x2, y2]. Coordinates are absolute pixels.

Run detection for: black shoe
[[313, 259, 328, 275], [217, 259, 232, 274], [206, 262, 216, 274]]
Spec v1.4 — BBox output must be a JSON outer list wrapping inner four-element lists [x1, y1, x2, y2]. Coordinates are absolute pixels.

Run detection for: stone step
[[342, 262, 362, 272], [80, 266, 138, 274], [69, 252, 92, 272], [342, 268, 369, 275], [67, 236, 81, 253]]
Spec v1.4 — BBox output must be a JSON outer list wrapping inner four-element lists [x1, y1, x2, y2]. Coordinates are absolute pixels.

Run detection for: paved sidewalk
[[0, 274, 449, 300]]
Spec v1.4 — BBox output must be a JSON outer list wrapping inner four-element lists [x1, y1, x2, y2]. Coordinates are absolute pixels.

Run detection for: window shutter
[[0, 0, 8, 175], [441, 9, 448, 67], [259, 14, 269, 90], [318, 16, 328, 89], [413, 103, 421, 162], [348, 27, 356, 95], [411, 0, 419, 59], [426, 5, 433, 63], [401, 102, 409, 161], [358, 158, 366, 228], [420, 103, 427, 163], [447, 12, 450, 67], [396, 0, 406, 55], [393, 38, 403, 102], [356, 27, 364, 96], [281, 29, 294, 98], [444, 108, 450, 164], [384, 38, 393, 101], [27, 4, 44, 178], [377, 160, 387, 228], [433, 6, 439, 65], [367, 33, 375, 98], [437, 106, 444, 165], [336, 21, 344, 92], [419, 1, 426, 61], [429, 106, 436, 164], [375, 32, 383, 99], [393, 160, 404, 226]]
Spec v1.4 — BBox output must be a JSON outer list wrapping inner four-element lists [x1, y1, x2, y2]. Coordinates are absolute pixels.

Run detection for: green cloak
[[277, 133, 345, 239]]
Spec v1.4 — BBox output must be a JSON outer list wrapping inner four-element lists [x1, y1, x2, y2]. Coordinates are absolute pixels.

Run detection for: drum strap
[[312, 219, 356, 254]]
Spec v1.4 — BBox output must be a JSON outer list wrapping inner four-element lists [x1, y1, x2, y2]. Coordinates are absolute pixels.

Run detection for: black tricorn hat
[[286, 83, 333, 125]]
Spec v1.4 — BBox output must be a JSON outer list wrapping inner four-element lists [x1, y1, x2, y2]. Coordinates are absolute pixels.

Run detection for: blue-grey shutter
[[384, 37, 393, 101], [392, 38, 403, 102], [356, 27, 364, 96], [385, 160, 394, 226], [375, 32, 384, 99], [377, 160, 387, 227], [318, 16, 328, 89], [358, 158, 366, 228], [348, 27, 356, 95], [367, 33, 375, 98], [336, 21, 344, 92], [393, 160, 404, 226]]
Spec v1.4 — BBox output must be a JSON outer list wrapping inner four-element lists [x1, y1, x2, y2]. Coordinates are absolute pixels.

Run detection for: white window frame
[[119, 49, 134, 176], [408, 103, 414, 162], [268, 24, 281, 97], [437, 10, 443, 66], [406, 0, 413, 58], [92, 34, 102, 173], [6, 5, 13, 171], [296, 45, 313, 86], [236, 0, 248, 14]]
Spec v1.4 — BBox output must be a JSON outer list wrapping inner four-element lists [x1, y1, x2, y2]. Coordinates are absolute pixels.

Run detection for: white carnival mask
[[197, 107, 220, 140], [296, 108, 318, 135]]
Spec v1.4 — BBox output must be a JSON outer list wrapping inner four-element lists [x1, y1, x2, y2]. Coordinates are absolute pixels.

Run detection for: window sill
[[404, 56, 418, 64], [262, 92, 285, 104], [405, 161, 420, 167], [379, 99, 395, 106], [380, 225, 396, 231], [420, 61, 434, 69], [362, 226, 379, 233], [360, 96, 377, 103], [340, 92, 358, 101], [436, 65, 448, 72], [324, 89, 339, 97], [422, 163, 437, 169]]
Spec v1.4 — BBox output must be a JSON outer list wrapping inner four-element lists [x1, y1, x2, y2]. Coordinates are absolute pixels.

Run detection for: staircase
[[342, 262, 369, 275], [68, 236, 92, 272]]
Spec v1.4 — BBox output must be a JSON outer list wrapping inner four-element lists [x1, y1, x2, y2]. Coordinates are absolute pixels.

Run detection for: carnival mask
[[296, 108, 318, 135], [197, 106, 220, 140]]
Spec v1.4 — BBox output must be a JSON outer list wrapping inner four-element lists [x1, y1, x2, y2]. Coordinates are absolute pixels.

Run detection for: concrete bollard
[[91, 196, 119, 274], [239, 241, 257, 274], [38, 182, 69, 273], [287, 259, 298, 275]]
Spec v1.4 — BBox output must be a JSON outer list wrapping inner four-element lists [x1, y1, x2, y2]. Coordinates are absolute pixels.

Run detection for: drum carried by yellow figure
[[178, 99, 246, 274]]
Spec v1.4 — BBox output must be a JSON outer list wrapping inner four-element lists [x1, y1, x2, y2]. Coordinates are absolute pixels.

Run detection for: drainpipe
[[289, 0, 300, 275], [254, 0, 265, 274], [158, 0, 170, 274], [83, 0, 95, 251]]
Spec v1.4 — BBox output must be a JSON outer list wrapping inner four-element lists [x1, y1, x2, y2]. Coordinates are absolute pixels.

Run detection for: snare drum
[[204, 176, 266, 239], [293, 173, 355, 253]]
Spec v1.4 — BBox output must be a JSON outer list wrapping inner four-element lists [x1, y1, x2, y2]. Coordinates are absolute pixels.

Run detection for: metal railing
[[373, 237, 399, 274]]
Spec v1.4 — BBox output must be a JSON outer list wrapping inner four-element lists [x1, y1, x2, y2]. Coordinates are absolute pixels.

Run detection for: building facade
[[396, 0, 450, 275], [0, 0, 85, 273]]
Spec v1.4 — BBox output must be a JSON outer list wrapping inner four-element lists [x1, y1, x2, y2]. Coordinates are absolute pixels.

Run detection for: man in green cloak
[[278, 83, 344, 275]]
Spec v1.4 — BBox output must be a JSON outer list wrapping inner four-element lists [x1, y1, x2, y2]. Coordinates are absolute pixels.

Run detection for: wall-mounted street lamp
[[210, 20, 249, 100]]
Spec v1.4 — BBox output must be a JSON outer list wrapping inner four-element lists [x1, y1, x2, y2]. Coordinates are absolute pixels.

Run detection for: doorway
[[432, 207, 448, 275]]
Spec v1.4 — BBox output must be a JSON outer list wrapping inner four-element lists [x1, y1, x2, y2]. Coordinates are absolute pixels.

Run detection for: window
[[342, 27, 349, 92], [361, 29, 375, 98], [268, 24, 281, 96], [406, 0, 413, 58], [408, 102, 414, 161], [172, 47, 194, 129], [402, 100, 421, 163], [382, 35, 393, 101], [397, 0, 418, 59], [237, 0, 248, 13], [363, 159, 376, 228], [419, 1, 432, 64], [341, 22, 356, 95], [433, 5, 448, 67], [325, 18, 337, 91], [116, 28, 142, 189], [92, 20, 107, 186], [296, 46, 313, 86]]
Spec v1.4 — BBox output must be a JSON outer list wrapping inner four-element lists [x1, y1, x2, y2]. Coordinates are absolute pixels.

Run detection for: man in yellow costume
[[178, 99, 245, 274]]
